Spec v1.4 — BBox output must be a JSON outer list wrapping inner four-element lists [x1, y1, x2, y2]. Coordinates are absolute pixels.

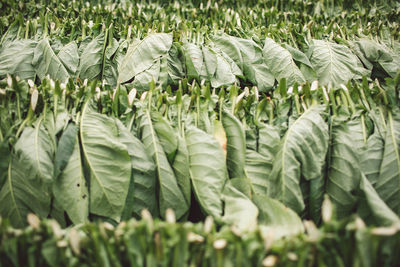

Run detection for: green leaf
[[268, 106, 329, 220], [284, 43, 317, 81], [326, 116, 365, 219], [137, 110, 188, 219], [132, 58, 161, 91], [118, 33, 172, 84], [221, 110, 252, 196], [263, 38, 305, 86], [114, 119, 158, 219], [0, 39, 37, 80], [32, 39, 69, 82], [375, 111, 400, 215], [186, 126, 227, 221], [53, 123, 89, 224], [152, 112, 178, 164], [308, 40, 370, 87], [58, 41, 79, 75], [222, 180, 258, 231], [359, 174, 399, 226], [253, 194, 304, 240], [245, 149, 270, 195], [172, 135, 191, 209], [78, 32, 106, 80], [183, 42, 203, 81], [352, 39, 400, 78], [16, 119, 54, 184], [211, 34, 274, 91], [80, 102, 131, 222], [0, 122, 53, 228]]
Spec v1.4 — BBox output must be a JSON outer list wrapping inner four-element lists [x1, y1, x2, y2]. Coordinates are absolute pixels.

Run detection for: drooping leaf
[[0, 39, 37, 80], [268, 106, 329, 221], [0, 154, 51, 228], [221, 110, 252, 196], [114, 119, 158, 219], [307, 39, 370, 87], [118, 33, 172, 84], [0, 121, 53, 228], [253, 194, 304, 240], [58, 41, 79, 75], [152, 112, 178, 164], [211, 34, 274, 91], [137, 110, 188, 219], [359, 174, 399, 226], [183, 42, 203, 81], [80, 102, 131, 222], [186, 126, 227, 221], [326, 116, 365, 219], [172, 135, 192, 208], [263, 37, 305, 86], [78, 32, 106, 80], [15, 119, 54, 184], [53, 123, 89, 224], [32, 39, 69, 82], [245, 149, 270, 195], [352, 39, 400, 78], [222, 180, 258, 231], [375, 111, 400, 215]]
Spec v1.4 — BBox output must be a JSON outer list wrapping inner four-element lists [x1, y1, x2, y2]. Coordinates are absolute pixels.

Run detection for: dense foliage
[[0, 0, 400, 266]]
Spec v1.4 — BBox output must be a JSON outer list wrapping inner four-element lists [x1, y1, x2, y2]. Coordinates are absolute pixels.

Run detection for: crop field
[[0, 0, 400, 266]]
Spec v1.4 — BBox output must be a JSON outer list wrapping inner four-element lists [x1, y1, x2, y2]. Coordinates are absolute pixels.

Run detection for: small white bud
[[262, 255, 277, 267], [69, 228, 80, 255], [213, 239, 227, 250], [27, 213, 40, 229], [31, 89, 39, 111], [128, 88, 137, 106], [28, 79, 35, 88], [310, 80, 318, 91], [165, 208, 176, 223]]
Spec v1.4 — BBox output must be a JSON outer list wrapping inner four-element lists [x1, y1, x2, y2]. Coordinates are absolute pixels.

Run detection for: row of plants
[[0, 73, 399, 230], [1, 208, 400, 267]]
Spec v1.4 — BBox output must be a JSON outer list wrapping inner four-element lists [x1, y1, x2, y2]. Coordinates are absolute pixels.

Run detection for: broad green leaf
[[132, 58, 161, 91], [152, 112, 178, 164], [0, 154, 51, 228], [15, 119, 54, 184], [32, 39, 69, 82], [80, 102, 131, 222], [326, 116, 365, 219], [222, 110, 247, 179], [137, 110, 188, 219], [253, 194, 304, 240], [359, 174, 399, 226], [268, 106, 329, 220], [263, 38, 305, 86], [211, 34, 274, 91], [114, 119, 158, 219], [58, 41, 79, 75], [183, 42, 203, 81], [284, 43, 317, 81], [0, 39, 37, 80], [0, 122, 53, 228], [201, 46, 217, 80], [222, 180, 258, 231], [360, 111, 385, 186], [186, 126, 227, 221], [118, 33, 172, 84], [53, 123, 89, 224], [375, 111, 400, 215], [222, 110, 252, 197], [257, 124, 280, 160], [78, 32, 106, 80], [172, 136, 191, 208], [211, 48, 237, 88], [352, 39, 400, 78], [245, 149, 270, 195], [103, 38, 120, 87], [308, 39, 370, 87]]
